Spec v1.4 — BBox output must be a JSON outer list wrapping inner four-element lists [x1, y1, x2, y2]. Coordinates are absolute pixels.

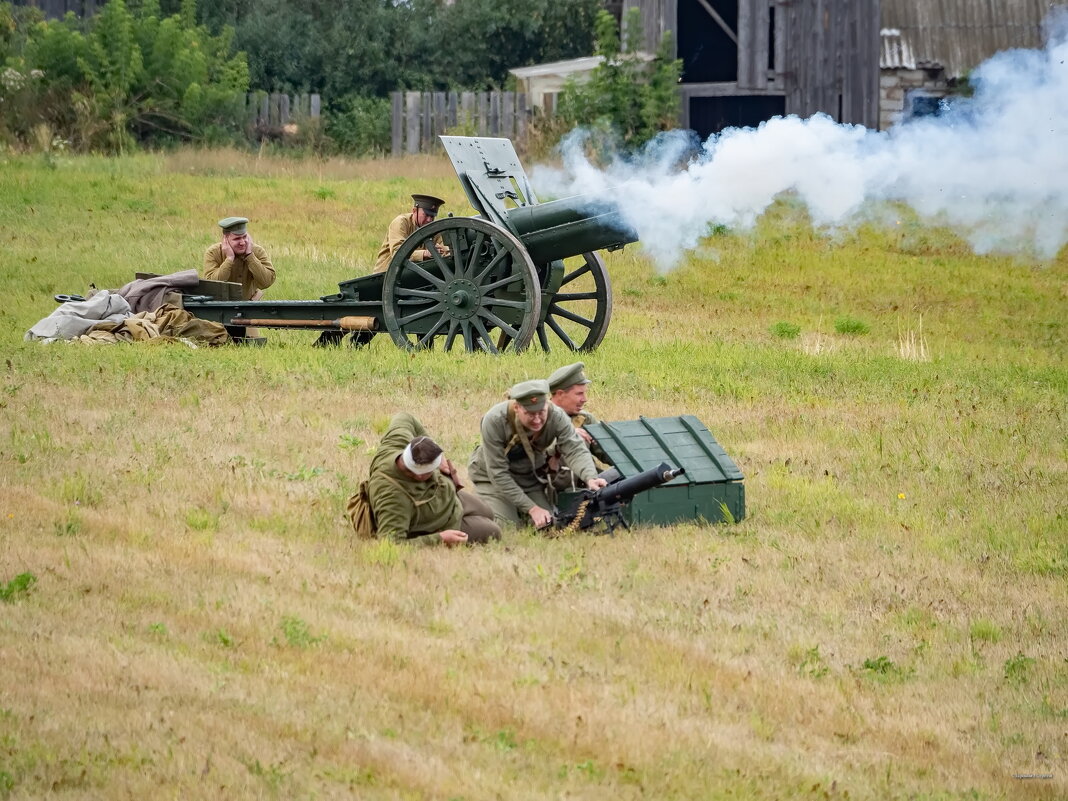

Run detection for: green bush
[[325, 94, 390, 156], [5, 0, 248, 152], [556, 8, 682, 150], [770, 321, 802, 339], [834, 316, 870, 336]]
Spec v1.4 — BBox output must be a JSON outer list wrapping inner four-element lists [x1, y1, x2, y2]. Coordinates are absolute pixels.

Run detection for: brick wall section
[[879, 67, 950, 129]]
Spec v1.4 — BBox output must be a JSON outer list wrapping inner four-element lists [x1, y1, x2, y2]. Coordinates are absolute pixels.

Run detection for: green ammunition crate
[[573, 414, 745, 526]]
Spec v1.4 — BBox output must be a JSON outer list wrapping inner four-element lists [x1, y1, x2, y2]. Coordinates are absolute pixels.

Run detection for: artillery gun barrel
[[505, 195, 637, 264]]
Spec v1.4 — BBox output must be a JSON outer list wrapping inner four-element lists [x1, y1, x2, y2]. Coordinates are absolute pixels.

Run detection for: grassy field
[[0, 148, 1065, 800]]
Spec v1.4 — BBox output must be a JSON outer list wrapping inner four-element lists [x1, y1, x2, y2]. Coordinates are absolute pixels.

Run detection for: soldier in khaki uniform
[[468, 379, 607, 528], [366, 413, 500, 546], [547, 363, 613, 492], [373, 193, 449, 273], [203, 216, 275, 300]]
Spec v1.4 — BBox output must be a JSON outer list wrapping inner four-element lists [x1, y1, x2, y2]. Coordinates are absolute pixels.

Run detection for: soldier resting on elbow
[[366, 413, 500, 547]]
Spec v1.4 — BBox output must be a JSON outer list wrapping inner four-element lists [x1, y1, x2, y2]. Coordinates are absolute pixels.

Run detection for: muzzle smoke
[[532, 11, 1068, 270]]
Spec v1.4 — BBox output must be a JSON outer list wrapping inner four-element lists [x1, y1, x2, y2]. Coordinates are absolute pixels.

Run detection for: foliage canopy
[[1, 0, 248, 151], [557, 8, 683, 149]]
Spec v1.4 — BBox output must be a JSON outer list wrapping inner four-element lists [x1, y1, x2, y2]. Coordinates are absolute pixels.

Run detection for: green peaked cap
[[548, 362, 591, 393], [508, 379, 549, 412], [218, 216, 248, 234]]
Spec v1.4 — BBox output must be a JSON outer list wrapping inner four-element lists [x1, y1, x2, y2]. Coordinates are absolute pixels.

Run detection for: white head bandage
[[401, 443, 442, 475]]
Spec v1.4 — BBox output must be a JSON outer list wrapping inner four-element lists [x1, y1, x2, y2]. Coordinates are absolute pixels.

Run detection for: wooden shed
[[622, 0, 881, 138], [878, 0, 1049, 129]]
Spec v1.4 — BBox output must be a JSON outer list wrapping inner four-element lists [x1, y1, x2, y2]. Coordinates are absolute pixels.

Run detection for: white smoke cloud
[[531, 12, 1068, 270]]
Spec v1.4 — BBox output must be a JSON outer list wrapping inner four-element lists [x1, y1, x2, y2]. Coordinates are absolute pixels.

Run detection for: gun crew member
[[373, 193, 450, 273], [548, 361, 612, 465], [203, 216, 276, 300], [468, 379, 607, 528], [366, 413, 501, 546]]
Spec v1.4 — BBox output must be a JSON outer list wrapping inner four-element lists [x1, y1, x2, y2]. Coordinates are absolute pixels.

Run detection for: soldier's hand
[[529, 506, 553, 528], [439, 529, 468, 547], [243, 235, 254, 255], [586, 477, 608, 491], [577, 428, 594, 444], [222, 237, 236, 261]]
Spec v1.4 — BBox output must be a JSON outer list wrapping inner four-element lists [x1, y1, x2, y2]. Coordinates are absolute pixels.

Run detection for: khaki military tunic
[[468, 401, 597, 524], [551, 407, 612, 491], [374, 213, 445, 273], [368, 413, 463, 546], [203, 243, 276, 300]]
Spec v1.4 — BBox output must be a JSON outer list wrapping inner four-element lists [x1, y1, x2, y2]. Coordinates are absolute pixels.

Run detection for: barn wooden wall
[[625, 0, 881, 129], [785, 0, 880, 127]]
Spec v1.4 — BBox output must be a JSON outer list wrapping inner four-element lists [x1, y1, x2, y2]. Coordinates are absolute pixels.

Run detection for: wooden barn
[[622, 0, 881, 137], [622, 0, 1056, 136], [878, 0, 1050, 129]]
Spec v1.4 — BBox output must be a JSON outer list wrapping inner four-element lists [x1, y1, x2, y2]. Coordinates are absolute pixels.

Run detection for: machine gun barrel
[[598, 462, 685, 507], [554, 461, 685, 534], [505, 195, 637, 264]]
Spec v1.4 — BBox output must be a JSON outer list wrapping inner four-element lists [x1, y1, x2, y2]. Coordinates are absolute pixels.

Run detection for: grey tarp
[[25, 291, 131, 342]]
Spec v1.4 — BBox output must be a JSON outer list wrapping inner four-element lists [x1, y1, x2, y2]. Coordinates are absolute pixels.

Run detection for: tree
[[557, 8, 682, 149], [16, 0, 249, 151]]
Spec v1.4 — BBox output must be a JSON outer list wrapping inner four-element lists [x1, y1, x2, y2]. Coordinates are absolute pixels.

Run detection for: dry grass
[[0, 150, 1065, 800], [160, 146, 460, 181], [898, 316, 931, 362]]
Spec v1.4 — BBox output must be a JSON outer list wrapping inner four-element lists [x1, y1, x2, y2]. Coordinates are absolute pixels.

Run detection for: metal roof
[[508, 53, 654, 80], [880, 0, 1054, 76]]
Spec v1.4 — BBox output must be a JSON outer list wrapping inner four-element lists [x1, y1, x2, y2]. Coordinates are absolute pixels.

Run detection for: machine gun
[[181, 136, 638, 354], [552, 462, 686, 535]]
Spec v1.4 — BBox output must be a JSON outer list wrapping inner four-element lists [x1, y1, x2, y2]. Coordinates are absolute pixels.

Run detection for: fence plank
[[477, 93, 488, 134], [391, 92, 404, 157], [405, 92, 421, 155], [516, 92, 528, 146], [489, 91, 500, 136], [420, 93, 432, 152], [447, 92, 458, 129], [433, 92, 447, 146], [461, 92, 475, 132], [501, 91, 515, 138], [280, 93, 291, 125]]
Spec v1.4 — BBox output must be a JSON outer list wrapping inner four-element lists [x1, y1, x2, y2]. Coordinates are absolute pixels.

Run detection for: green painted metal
[[380, 217, 541, 352], [566, 415, 745, 526]]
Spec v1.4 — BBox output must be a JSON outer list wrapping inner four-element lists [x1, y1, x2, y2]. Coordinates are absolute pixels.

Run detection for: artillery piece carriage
[[182, 136, 637, 353]]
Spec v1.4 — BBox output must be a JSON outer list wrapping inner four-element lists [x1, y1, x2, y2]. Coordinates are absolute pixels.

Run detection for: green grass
[[0, 150, 1065, 800]]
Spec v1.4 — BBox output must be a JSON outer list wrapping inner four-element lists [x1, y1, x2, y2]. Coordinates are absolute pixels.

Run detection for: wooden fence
[[390, 91, 531, 156], [243, 92, 321, 132]]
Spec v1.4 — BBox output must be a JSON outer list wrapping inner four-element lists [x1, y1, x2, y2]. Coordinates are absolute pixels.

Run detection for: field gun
[[181, 136, 638, 353]]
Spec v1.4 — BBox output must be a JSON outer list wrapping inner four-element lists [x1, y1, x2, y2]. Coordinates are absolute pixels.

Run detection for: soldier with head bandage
[[361, 413, 500, 546]]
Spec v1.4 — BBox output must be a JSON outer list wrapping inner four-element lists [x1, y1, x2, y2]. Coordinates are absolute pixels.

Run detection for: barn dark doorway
[[689, 95, 786, 140], [677, 0, 738, 83]]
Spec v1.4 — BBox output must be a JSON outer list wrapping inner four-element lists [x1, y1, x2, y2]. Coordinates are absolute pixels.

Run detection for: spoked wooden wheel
[[382, 218, 542, 352], [536, 251, 613, 352]]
